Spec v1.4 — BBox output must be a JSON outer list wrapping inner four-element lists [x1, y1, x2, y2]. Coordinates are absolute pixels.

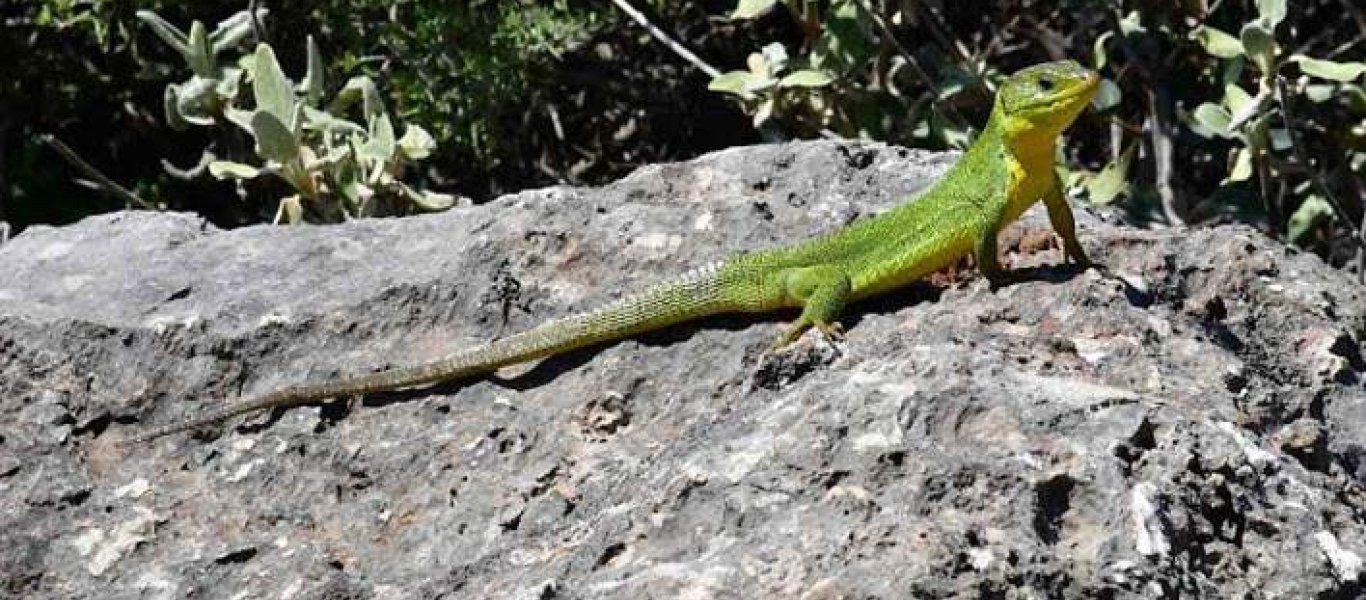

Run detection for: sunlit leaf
[[732, 0, 779, 19], [753, 98, 774, 128], [208, 9, 262, 54], [1191, 103, 1233, 138], [397, 124, 437, 160], [778, 70, 834, 88], [1257, 0, 1287, 28], [249, 110, 299, 163], [760, 42, 788, 75], [1091, 78, 1122, 111], [208, 160, 260, 179], [1082, 143, 1136, 205], [1290, 55, 1366, 82], [186, 21, 213, 75], [300, 36, 325, 107], [1288, 195, 1332, 244], [276, 195, 304, 225], [136, 10, 189, 57], [1240, 22, 1278, 74], [1092, 31, 1114, 70], [1191, 26, 1243, 59], [1223, 83, 1253, 114], [1227, 147, 1253, 182], [1305, 84, 1336, 103], [252, 44, 295, 122]]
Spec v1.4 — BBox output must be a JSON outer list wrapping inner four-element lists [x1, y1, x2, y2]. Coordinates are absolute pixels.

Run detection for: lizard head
[[995, 60, 1099, 143]]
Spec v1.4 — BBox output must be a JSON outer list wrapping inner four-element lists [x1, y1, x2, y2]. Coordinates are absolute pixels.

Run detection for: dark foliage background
[[2, 1, 1362, 272]]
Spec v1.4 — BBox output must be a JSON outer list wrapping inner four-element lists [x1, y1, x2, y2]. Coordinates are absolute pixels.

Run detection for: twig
[[1146, 86, 1184, 226], [249, 0, 266, 45], [40, 134, 155, 210], [0, 221, 9, 247], [608, 0, 720, 78]]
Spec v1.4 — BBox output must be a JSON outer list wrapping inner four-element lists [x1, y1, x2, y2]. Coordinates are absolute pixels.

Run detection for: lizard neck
[[988, 106, 1061, 222]]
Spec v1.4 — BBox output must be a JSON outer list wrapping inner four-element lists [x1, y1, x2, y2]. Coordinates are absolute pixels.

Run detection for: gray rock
[[1, 140, 1363, 599]]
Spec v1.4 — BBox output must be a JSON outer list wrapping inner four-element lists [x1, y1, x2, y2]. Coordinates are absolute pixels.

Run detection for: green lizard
[[123, 60, 1099, 444]]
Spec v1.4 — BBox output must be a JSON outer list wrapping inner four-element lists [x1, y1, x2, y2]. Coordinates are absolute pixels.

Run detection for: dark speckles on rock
[[213, 545, 258, 565], [752, 200, 775, 221], [838, 144, 877, 169]]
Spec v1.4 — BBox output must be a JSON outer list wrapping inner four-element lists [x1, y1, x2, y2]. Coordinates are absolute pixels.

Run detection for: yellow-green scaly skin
[[125, 61, 1099, 443]]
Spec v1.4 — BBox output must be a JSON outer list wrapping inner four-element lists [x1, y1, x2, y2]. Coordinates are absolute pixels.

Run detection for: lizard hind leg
[[772, 264, 852, 349]]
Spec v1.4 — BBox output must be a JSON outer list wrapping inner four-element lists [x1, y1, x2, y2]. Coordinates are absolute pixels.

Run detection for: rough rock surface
[[2, 140, 1364, 599]]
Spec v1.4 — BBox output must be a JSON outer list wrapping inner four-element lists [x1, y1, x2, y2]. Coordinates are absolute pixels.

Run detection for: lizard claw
[[815, 321, 845, 343]]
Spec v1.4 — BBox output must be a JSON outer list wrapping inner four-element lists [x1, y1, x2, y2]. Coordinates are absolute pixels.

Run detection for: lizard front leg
[[974, 190, 1016, 288], [772, 264, 851, 348], [1043, 173, 1091, 267]]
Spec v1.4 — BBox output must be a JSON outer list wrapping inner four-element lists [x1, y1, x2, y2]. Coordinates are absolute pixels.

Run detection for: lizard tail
[[120, 263, 734, 443]]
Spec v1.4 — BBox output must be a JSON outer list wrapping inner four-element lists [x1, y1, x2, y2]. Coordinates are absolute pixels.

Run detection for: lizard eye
[[1038, 77, 1055, 92]]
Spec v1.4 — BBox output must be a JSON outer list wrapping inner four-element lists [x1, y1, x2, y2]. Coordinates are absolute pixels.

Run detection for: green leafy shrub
[[137, 10, 456, 223]]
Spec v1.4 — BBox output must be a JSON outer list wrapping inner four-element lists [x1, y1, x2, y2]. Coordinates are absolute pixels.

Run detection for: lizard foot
[[748, 325, 845, 391]]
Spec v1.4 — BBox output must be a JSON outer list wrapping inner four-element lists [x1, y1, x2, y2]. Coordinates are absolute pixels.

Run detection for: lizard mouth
[[1020, 71, 1100, 119]]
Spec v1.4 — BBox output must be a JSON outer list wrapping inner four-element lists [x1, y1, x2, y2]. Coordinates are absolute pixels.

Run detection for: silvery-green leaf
[[224, 106, 255, 133], [275, 195, 303, 225], [300, 36, 324, 107], [1227, 85, 1270, 131], [1227, 147, 1254, 182], [1223, 83, 1254, 114], [1290, 55, 1366, 82], [208, 9, 264, 53], [208, 160, 260, 179], [420, 191, 459, 210], [164, 84, 189, 130], [1268, 128, 1292, 151], [252, 44, 295, 123], [732, 0, 779, 19], [399, 182, 455, 211], [1345, 84, 1366, 111], [339, 180, 373, 207], [289, 102, 305, 136], [330, 76, 365, 112], [1191, 102, 1233, 138], [1091, 78, 1122, 111], [332, 76, 383, 125], [216, 67, 243, 99], [778, 69, 834, 88], [760, 42, 788, 75], [175, 76, 219, 125], [708, 71, 758, 98], [302, 106, 364, 134], [1257, 0, 1287, 28], [397, 124, 436, 160], [1191, 26, 1243, 59], [1288, 195, 1332, 244], [249, 110, 299, 163], [136, 10, 189, 57], [1082, 143, 1135, 205], [367, 154, 387, 186], [752, 98, 774, 128], [364, 113, 396, 160], [1118, 11, 1145, 36], [1305, 84, 1336, 103], [1240, 22, 1278, 74], [1092, 31, 1114, 70], [186, 21, 214, 75]]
